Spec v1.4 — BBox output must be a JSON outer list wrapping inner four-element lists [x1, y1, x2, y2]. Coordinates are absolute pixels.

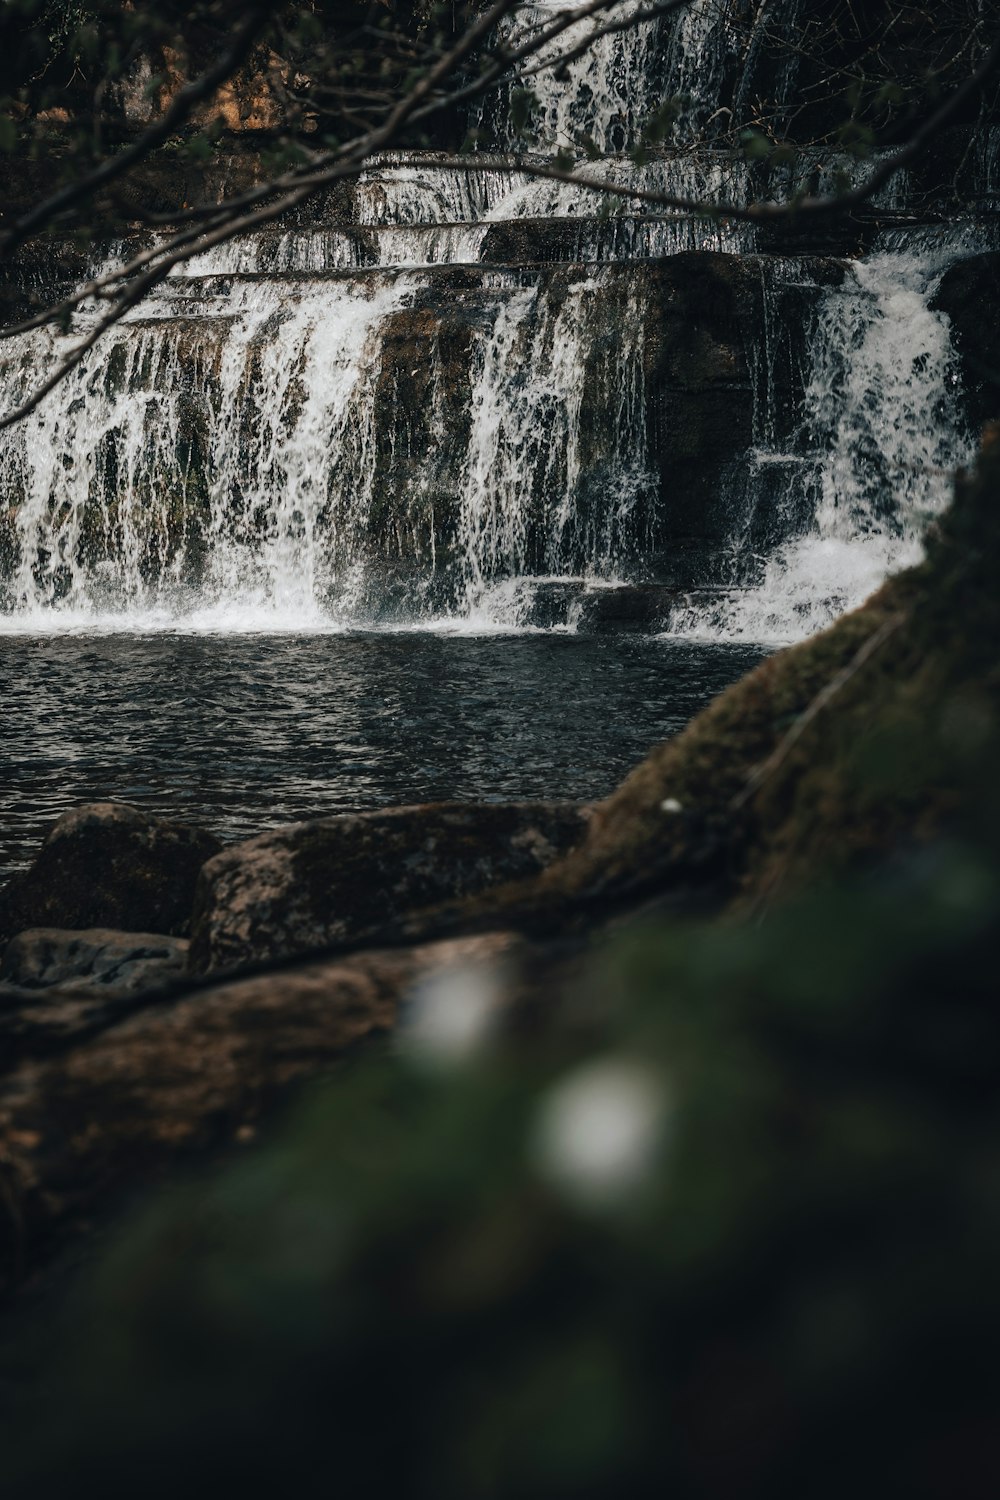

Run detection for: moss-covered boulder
[[0, 931, 518, 1299], [189, 802, 591, 972], [0, 804, 221, 946]]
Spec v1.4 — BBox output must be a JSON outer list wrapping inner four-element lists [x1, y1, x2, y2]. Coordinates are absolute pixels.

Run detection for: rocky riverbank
[[2, 428, 998, 1310], [0, 431, 996, 1500]]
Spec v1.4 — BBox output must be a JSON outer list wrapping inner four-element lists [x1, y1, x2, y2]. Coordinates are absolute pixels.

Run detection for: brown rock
[[0, 804, 221, 945], [189, 802, 591, 973]]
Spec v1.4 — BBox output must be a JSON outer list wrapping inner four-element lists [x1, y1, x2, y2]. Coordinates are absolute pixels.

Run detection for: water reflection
[[0, 633, 762, 877]]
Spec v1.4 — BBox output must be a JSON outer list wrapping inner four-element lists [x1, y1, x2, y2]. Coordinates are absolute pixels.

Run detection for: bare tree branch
[[435, 28, 1000, 225], [0, 0, 276, 260]]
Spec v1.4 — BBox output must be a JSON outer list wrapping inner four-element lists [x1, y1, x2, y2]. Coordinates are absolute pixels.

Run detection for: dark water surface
[[0, 632, 763, 878]]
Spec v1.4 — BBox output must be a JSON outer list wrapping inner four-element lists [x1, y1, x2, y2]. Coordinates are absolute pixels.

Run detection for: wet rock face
[[641, 254, 847, 585], [292, 255, 848, 603], [0, 804, 222, 946], [367, 293, 482, 599], [189, 802, 592, 973], [3, 248, 849, 609], [932, 252, 1000, 435], [0, 928, 189, 993]]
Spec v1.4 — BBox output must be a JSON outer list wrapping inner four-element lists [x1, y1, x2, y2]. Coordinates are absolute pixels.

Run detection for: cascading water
[[0, 0, 993, 639], [495, 0, 664, 153], [457, 270, 654, 614], [0, 274, 419, 626], [670, 232, 978, 641]]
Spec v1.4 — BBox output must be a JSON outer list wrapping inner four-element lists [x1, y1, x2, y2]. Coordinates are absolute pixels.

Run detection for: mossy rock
[[0, 804, 222, 945]]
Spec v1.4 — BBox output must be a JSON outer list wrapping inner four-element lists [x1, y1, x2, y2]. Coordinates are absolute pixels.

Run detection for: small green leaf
[[740, 128, 772, 161], [509, 86, 537, 137], [186, 133, 213, 162], [875, 81, 904, 107], [642, 97, 681, 146]]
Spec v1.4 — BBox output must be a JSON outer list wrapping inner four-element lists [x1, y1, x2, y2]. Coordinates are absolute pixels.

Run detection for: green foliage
[[6, 807, 999, 1498], [508, 85, 537, 138], [183, 131, 216, 163], [641, 95, 683, 147], [739, 127, 774, 161]]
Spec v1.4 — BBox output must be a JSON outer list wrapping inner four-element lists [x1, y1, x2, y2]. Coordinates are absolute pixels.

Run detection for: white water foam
[[0, 253, 657, 631], [500, 0, 664, 154], [457, 269, 655, 611]]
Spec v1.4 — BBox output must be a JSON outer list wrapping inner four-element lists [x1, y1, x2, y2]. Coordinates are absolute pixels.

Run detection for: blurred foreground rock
[[0, 931, 518, 1294], [0, 805, 221, 945]]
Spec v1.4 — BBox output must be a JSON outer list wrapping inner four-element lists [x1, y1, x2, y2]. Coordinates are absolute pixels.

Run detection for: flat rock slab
[[190, 801, 591, 973], [0, 803, 221, 944], [1, 928, 189, 993]]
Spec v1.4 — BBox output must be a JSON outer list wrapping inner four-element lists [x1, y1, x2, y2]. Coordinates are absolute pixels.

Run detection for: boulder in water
[[0, 804, 221, 945], [189, 802, 591, 973], [0, 928, 189, 993]]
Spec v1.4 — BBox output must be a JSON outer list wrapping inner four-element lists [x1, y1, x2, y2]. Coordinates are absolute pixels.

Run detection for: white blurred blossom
[[399, 961, 504, 1066], [531, 1057, 670, 1208]]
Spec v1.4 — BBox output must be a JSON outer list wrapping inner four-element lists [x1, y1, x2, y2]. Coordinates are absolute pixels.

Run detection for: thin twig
[[0, 1, 276, 259]]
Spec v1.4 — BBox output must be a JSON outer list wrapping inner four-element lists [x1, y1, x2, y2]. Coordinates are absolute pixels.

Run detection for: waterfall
[[457, 271, 653, 610], [666, 0, 735, 140], [497, 0, 665, 153], [0, 255, 658, 627], [0, 275, 416, 627], [669, 232, 979, 642], [0, 0, 993, 636]]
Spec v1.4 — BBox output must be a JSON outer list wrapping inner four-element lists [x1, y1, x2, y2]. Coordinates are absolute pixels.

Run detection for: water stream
[[670, 229, 980, 640], [0, 633, 762, 877]]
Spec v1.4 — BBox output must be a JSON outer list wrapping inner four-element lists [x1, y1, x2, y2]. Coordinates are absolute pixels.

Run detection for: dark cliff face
[[933, 251, 1000, 435], [640, 253, 849, 585]]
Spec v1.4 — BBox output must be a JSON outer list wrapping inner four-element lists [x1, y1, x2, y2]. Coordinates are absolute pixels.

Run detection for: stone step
[[513, 582, 743, 634], [164, 211, 977, 280], [157, 250, 847, 291]]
